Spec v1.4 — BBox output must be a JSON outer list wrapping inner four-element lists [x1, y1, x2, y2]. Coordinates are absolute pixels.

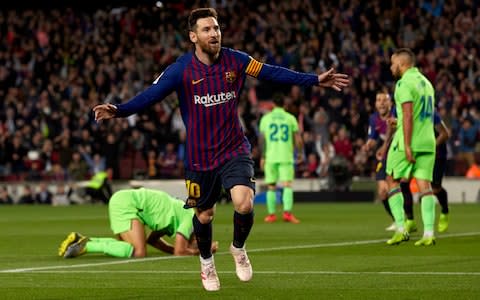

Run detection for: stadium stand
[[0, 0, 479, 191]]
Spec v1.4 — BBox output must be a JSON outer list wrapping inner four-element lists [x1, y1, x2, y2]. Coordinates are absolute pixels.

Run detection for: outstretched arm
[[245, 56, 349, 91], [93, 63, 181, 122]]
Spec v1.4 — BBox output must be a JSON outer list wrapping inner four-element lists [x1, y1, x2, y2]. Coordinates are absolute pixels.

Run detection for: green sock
[[388, 189, 405, 230], [421, 194, 436, 232], [85, 238, 134, 258], [266, 190, 276, 215], [282, 187, 293, 212]]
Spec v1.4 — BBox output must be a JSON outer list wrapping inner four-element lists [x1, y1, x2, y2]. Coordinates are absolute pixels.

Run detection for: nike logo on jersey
[[153, 72, 164, 84], [192, 78, 205, 85]]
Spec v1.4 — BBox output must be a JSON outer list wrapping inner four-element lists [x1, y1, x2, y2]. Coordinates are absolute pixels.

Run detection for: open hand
[[318, 68, 350, 91], [93, 104, 117, 122]]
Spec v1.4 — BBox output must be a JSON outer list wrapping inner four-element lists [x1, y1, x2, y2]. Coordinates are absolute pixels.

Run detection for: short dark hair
[[188, 8, 218, 32], [272, 93, 284, 107], [393, 48, 416, 66]]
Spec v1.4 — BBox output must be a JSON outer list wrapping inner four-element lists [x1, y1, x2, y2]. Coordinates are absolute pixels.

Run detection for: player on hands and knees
[[58, 188, 218, 259]]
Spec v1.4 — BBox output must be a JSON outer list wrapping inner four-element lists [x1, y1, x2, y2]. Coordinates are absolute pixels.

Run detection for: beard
[[198, 38, 221, 57], [391, 66, 401, 79]]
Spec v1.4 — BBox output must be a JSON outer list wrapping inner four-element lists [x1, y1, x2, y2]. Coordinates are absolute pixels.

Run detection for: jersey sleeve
[[367, 115, 378, 140], [394, 80, 414, 105], [115, 62, 182, 117], [257, 62, 319, 86], [233, 49, 319, 86]]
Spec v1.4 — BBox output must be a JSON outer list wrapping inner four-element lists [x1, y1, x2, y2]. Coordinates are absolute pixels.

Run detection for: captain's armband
[[245, 58, 264, 77]]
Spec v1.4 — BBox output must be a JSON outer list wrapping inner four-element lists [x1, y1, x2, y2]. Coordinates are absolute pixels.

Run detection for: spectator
[[5, 135, 27, 176], [35, 182, 53, 205], [18, 185, 36, 204], [314, 133, 335, 178], [79, 146, 106, 176], [457, 117, 478, 170], [67, 152, 89, 181], [300, 153, 320, 178], [333, 127, 354, 162], [52, 183, 71, 206], [0, 186, 13, 204], [103, 133, 120, 179], [157, 142, 182, 179]]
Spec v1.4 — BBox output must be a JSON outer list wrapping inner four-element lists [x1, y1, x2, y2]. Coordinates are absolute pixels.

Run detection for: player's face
[[390, 54, 402, 78], [190, 17, 221, 57], [375, 93, 391, 116]]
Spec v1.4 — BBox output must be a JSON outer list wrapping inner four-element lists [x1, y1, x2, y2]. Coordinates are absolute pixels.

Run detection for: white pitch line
[[1, 231, 479, 274], [28, 270, 480, 276]]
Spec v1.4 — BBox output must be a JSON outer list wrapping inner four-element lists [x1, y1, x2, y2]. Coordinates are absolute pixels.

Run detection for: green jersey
[[259, 107, 298, 163], [392, 67, 436, 152], [109, 188, 194, 238]]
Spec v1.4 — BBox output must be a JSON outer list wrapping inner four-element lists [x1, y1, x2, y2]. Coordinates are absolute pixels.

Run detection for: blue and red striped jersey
[[115, 47, 319, 171], [367, 111, 393, 143]]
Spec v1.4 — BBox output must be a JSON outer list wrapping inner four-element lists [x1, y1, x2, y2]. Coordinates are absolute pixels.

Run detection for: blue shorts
[[184, 155, 256, 210], [432, 156, 446, 187], [375, 158, 387, 181]]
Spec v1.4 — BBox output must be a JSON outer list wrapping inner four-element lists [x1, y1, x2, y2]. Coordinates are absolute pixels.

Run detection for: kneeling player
[[58, 188, 218, 258]]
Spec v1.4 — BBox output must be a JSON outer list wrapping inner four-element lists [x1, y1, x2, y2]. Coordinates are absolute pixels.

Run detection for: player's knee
[[196, 209, 214, 224], [230, 186, 254, 213], [233, 194, 253, 213], [281, 181, 292, 188], [378, 188, 389, 200], [235, 199, 253, 214], [416, 179, 432, 193]]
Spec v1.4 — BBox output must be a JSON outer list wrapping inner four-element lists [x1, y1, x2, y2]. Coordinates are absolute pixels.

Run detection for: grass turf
[[0, 202, 479, 299]]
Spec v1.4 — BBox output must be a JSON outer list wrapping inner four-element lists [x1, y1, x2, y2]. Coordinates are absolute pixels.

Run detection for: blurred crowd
[[0, 0, 479, 196]]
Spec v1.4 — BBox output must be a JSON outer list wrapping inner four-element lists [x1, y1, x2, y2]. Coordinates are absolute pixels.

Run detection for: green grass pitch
[[0, 202, 479, 299]]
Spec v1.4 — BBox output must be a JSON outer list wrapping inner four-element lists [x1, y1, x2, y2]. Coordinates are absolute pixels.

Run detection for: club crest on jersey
[[225, 71, 237, 83]]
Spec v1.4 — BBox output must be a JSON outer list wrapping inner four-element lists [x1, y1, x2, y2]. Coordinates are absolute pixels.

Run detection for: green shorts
[[264, 162, 294, 184], [386, 148, 435, 181], [108, 190, 141, 235]]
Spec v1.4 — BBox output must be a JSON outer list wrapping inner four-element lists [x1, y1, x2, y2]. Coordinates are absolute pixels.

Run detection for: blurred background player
[[363, 91, 415, 232], [259, 93, 303, 224], [385, 48, 437, 246], [58, 188, 218, 258], [363, 92, 396, 230], [432, 111, 451, 232]]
